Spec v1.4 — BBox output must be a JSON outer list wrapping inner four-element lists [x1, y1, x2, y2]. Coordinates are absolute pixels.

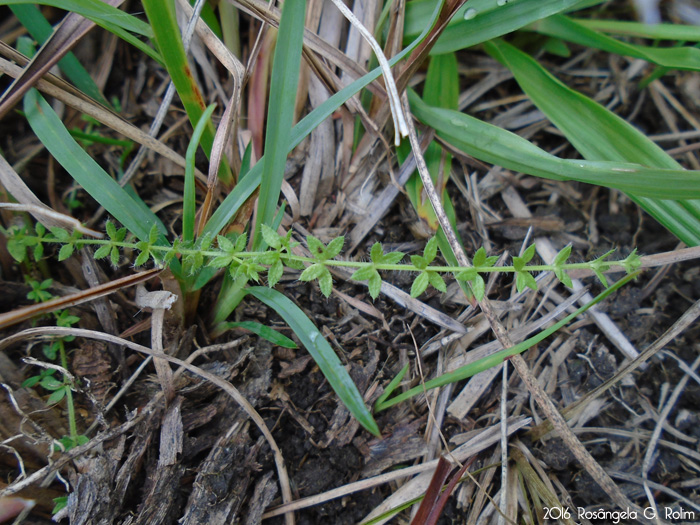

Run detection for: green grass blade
[[202, 0, 447, 240], [2, 0, 162, 64], [217, 321, 297, 348], [10, 4, 109, 106], [1, 0, 153, 35], [184, 103, 217, 243], [408, 89, 700, 200], [252, 0, 305, 250], [375, 271, 639, 412], [23, 89, 164, 241], [142, 0, 230, 183], [573, 18, 700, 42], [246, 287, 381, 437], [403, 0, 592, 55], [530, 15, 700, 71], [485, 38, 700, 245]]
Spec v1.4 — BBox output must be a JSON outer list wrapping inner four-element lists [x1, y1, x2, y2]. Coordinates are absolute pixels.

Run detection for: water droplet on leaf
[[463, 8, 478, 20]]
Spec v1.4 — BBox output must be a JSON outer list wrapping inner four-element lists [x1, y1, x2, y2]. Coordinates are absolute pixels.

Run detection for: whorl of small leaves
[[2, 221, 644, 302]]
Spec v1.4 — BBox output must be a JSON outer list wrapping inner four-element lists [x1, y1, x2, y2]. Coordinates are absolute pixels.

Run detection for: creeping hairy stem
[[4, 222, 642, 301]]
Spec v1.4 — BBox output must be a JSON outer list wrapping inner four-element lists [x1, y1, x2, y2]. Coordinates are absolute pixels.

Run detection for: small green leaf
[[553, 245, 572, 266], [21, 375, 41, 388], [106, 220, 117, 239], [593, 268, 609, 287], [513, 255, 526, 272], [110, 246, 120, 267], [411, 255, 427, 270], [40, 376, 63, 390], [382, 251, 405, 265], [325, 236, 345, 259], [134, 249, 150, 266], [209, 255, 233, 268], [47, 387, 67, 405], [300, 263, 325, 282], [261, 224, 282, 249], [197, 234, 212, 251], [50, 227, 71, 242], [318, 268, 333, 297], [473, 247, 488, 267], [521, 244, 536, 264], [307, 235, 326, 258], [555, 268, 574, 288], [257, 251, 280, 265], [218, 235, 234, 252], [370, 242, 384, 263], [424, 236, 438, 263], [351, 266, 377, 281], [268, 259, 284, 287], [52, 497, 68, 516], [472, 274, 486, 302], [428, 272, 447, 293], [58, 243, 74, 261], [7, 238, 26, 263], [516, 271, 538, 293], [368, 272, 382, 299], [94, 244, 111, 259], [43, 342, 59, 360], [283, 255, 305, 270], [456, 268, 477, 281], [56, 311, 80, 327], [234, 232, 248, 253], [148, 223, 158, 244], [411, 272, 430, 297], [33, 243, 44, 260], [595, 249, 616, 263]]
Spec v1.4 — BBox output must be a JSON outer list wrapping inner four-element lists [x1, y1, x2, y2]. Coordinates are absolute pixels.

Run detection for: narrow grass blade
[[573, 18, 700, 42], [1, 0, 152, 35], [252, 0, 305, 250], [202, 0, 447, 239], [217, 321, 297, 348], [485, 38, 700, 245], [0, 1, 160, 62], [142, 0, 230, 184], [375, 272, 640, 412], [530, 15, 700, 71], [23, 89, 164, 241], [184, 103, 217, 243], [247, 286, 381, 437], [10, 4, 109, 106], [408, 90, 700, 200], [402, 0, 589, 55]]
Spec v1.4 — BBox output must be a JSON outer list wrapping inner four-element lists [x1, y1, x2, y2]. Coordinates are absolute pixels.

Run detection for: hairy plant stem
[[13, 234, 639, 277]]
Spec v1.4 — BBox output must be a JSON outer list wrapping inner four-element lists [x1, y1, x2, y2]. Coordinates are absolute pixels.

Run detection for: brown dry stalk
[[0, 269, 161, 331]]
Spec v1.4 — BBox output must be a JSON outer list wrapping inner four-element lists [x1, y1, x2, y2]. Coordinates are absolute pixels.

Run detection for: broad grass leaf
[[485, 38, 700, 245]]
